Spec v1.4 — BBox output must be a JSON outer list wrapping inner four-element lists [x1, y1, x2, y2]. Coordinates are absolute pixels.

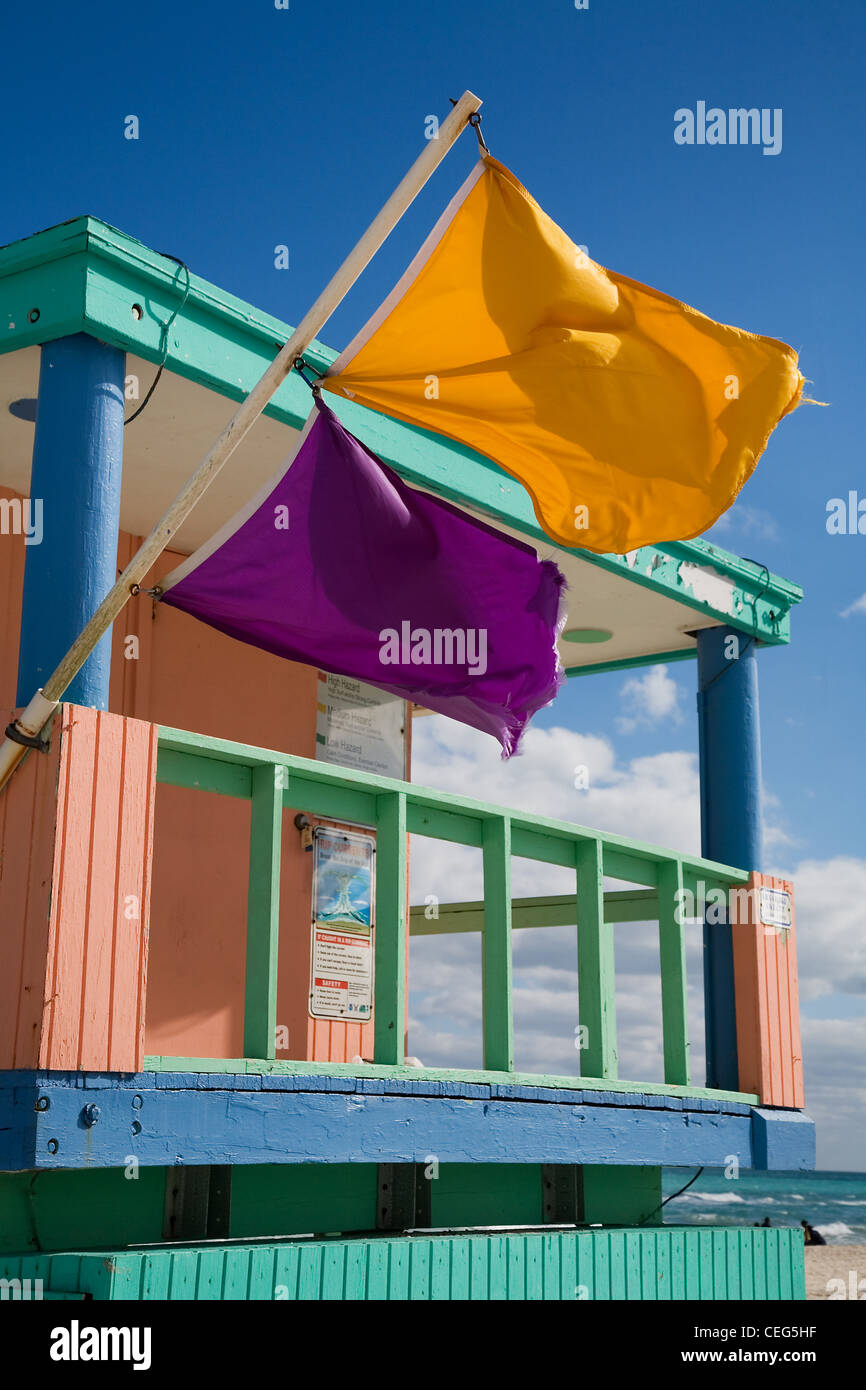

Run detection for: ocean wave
[[679, 1192, 745, 1204], [815, 1222, 854, 1238], [838, 1200, 866, 1207]]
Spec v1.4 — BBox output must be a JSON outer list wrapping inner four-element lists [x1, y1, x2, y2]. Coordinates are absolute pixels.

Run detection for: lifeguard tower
[[0, 215, 813, 1300]]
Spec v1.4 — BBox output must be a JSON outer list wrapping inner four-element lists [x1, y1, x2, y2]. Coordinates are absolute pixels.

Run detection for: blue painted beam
[[16, 333, 125, 709], [751, 1108, 815, 1171], [0, 1072, 813, 1173], [697, 626, 764, 1093]]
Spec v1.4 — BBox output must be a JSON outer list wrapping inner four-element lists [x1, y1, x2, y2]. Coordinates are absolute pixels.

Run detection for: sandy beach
[[805, 1245, 866, 1300]]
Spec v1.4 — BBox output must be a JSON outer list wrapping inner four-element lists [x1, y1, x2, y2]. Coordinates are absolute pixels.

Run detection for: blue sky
[[2, 0, 862, 851], [2, 0, 863, 1166]]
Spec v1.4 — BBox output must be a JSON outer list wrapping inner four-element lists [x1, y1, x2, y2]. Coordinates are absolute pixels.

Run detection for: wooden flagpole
[[0, 91, 482, 793]]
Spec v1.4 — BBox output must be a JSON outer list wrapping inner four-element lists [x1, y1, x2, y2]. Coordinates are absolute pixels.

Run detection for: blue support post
[[16, 334, 126, 710], [697, 626, 764, 1093]]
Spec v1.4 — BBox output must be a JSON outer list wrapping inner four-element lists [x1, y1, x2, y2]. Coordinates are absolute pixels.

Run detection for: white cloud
[[840, 593, 866, 618], [798, 1019, 866, 1171], [410, 716, 701, 906], [769, 856, 866, 1000], [705, 504, 780, 544], [616, 664, 683, 734], [406, 715, 866, 1169]]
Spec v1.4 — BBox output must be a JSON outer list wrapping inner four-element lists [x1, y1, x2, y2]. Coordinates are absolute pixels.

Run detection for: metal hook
[[468, 111, 490, 156], [293, 357, 323, 395], [449, 98, 490, 156]]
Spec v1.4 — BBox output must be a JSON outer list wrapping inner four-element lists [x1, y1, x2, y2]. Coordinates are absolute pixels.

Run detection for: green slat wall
[[0, 1228, 805, 1300]]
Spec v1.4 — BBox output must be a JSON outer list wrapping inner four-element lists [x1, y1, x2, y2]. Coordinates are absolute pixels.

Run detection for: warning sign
[[309, 828, 375, 1020], [759, 886, 792, 930], [315, 671, 406, 780]]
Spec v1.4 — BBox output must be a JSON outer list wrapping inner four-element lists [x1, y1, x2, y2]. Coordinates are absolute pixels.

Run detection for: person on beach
[[801, 1219, 827, 1245]]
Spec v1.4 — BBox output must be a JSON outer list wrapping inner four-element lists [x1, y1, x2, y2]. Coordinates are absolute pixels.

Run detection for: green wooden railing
[[153, 724, 754, 1101]]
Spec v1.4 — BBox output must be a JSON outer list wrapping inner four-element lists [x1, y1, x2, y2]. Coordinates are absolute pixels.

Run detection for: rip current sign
[[309, 827, 375, 1020]]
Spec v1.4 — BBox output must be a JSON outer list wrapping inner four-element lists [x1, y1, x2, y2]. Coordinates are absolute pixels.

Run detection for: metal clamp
[[4, 721, 50, 753]]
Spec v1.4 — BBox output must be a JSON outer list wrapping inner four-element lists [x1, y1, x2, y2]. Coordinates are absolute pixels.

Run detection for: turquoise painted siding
[[0, 1228, 805, 1301]]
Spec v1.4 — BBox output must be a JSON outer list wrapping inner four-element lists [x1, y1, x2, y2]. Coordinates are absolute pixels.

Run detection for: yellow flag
[[324, 157, 803, 554]]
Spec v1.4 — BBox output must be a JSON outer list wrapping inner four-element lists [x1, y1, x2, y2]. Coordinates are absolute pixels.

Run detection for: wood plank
[[576, 839, 617, 1079], [602, 847, 659, 887], [510, 824, 575, 868], [244, 764, 283, 1060], [144, 1054, 757, 1103], [481, 817, 513, 1072], [657, 859, 691, 1086], [782, 893, 805, 1109], [25, 1077, 760, 1170], [373, 791, 407, 1065], [113, 717, 158, 1071], [410, 888, 659, 936], [44, 706, 96, 1068], [156, 747, 251, 799], [283, 776, 376, 828], [406, 800, 483, 847]]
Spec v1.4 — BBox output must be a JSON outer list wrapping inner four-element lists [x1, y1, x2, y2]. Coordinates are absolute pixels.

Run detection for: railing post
[[374, 791, 407, 1065], [481, 816, 513, 1072], [577, 840, 617, 1080], [243, 764, 283, 1059], [657, 860, 691, 1086]]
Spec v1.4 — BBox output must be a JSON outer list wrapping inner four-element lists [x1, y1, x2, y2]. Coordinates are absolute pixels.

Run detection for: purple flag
[[161, 399, 565, 756]]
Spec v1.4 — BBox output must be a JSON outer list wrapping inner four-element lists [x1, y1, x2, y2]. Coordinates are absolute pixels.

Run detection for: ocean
[[661, 1169, 866, 1244]]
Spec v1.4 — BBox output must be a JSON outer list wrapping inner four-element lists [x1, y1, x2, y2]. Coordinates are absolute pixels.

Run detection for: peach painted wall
[[1, 485, 410, 1066], [111, 534, 389, 1063]]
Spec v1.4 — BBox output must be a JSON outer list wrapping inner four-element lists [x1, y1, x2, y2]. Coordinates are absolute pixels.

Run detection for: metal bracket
[[542, 1165, 584, 1224], [163, 1165, 232, 1241], [377, 1163, 432, 1231]]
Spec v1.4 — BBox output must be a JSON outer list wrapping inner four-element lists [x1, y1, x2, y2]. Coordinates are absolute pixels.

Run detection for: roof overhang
[[0, 216, 803, 676]]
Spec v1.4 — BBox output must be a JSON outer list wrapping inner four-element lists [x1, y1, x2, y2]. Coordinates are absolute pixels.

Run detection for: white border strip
[[327, 158, 487, 378], [161, 407, 319, 592]]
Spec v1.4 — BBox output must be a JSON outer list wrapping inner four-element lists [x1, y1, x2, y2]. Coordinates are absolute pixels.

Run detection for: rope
[[640, 1166, 705, 1225], [124, 254, 192, 426]]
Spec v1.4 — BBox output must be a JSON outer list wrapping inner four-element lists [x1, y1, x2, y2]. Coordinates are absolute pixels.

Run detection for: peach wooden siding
[[0, 704, 156, 1071], [0, 707, 62, 1067], [733, 873, 805, 1108]]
